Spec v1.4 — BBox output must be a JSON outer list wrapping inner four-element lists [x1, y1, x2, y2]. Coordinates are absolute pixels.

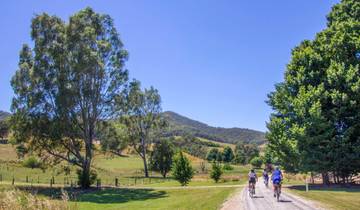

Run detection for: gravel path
[[221, 179, 324, 210]]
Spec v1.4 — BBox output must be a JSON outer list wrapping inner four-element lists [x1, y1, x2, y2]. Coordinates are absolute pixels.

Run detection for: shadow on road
[[252, 195, 264, 198], [278, 199, 292, 203]]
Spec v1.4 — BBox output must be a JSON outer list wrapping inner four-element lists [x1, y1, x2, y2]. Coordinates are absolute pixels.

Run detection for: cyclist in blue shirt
[[271, 166, 283, 197]]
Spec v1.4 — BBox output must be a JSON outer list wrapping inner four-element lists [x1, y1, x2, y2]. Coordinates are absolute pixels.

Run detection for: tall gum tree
[[121, 80, 165, 178], [11, 7, 129, 188]]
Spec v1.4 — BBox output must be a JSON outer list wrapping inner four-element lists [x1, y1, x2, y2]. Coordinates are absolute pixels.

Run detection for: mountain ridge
[[162, 111, 266, 145]]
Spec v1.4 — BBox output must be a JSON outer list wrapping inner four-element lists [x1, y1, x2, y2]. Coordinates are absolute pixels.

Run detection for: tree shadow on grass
[[15, 186, 167, 204], [287, 184, 360, 193], [77, 188, 167, 204]]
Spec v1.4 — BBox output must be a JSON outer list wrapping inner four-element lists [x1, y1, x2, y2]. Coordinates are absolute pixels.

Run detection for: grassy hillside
[[163, 111, 266, 144], [0, 144, 248, 186]]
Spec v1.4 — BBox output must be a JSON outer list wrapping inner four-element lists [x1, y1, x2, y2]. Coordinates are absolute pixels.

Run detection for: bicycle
[[249, 183, 255, 198], [264, 177, 269, 188], [273, 183, 281, 202]]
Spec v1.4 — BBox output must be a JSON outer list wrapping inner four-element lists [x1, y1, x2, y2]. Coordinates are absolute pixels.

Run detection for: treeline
[[167, 135, 220, 159], [267, 0, 360, 184], [206, 142, 261, 167]]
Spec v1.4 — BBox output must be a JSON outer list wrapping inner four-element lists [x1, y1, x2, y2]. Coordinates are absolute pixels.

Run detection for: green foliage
[[222, 163, 233, 171], [15, 144, 27, 159], [210, 161, 223, 183], [77, 169, 98, 187], [267, 0, 360, 182], [233, 142, 259, 164], [250, 157, 263, 168], [0, 119, 9, 139], [99, 122, 128, 156], [149, 138, 175, 178], [10, 7, 129, 188], [206, 148, 220, 162], [121, 80, 165, 178], [22, 156, 42, 169], [171, 151, 194, 186], [222, 146, 234, 162], [171, 135, 208, 159]]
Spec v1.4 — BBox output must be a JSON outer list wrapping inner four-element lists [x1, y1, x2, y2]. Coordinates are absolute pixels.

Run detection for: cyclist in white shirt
[[248, 169, 258, 193]]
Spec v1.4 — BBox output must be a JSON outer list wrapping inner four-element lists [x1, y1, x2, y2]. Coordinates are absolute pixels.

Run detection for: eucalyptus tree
[[121, 80, 166, 177], [10, 7, 129, 188], [267, 0, 360, 183]]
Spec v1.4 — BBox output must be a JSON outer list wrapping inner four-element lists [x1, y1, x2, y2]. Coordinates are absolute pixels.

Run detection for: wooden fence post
[[97, 179, 101, 188]]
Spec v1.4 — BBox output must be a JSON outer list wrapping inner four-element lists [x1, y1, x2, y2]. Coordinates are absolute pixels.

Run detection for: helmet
[[275, 166, 280, 170]]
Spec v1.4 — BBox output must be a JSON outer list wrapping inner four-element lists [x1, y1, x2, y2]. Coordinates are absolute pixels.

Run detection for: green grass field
[[287, 185, 360, 210], [0, 184, 237, 210], [72, 187, 235, 210], [0, 142, 250, 187], [0, 142, 246, 209]]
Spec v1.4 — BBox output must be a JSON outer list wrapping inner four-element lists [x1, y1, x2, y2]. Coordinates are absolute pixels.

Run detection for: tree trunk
[[142, 156, 149, 178], [141, 137, 149, 178], [310, 172, 314, 184], [321, 172, 330, 185], [80, 160, 92, 188], [79, 132, 93, 188]]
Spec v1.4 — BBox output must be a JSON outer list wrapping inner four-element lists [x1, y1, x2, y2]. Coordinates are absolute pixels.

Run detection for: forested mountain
[[0, 111, 11, 121], [162, 111, 266, 145]]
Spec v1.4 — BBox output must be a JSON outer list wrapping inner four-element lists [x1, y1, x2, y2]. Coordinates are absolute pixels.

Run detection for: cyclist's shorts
[[249, 177, 256, 183], [273, 179, 281, 185]]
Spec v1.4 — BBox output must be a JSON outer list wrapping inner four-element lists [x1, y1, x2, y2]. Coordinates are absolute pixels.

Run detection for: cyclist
[[263, 169, 269, 187], [248, 169, 258, 194], [271, 166, 283, 197]]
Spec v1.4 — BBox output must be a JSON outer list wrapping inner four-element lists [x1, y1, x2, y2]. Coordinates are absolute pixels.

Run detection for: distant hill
[[162, 111, 266, 145], [0, 111, 11, 121]]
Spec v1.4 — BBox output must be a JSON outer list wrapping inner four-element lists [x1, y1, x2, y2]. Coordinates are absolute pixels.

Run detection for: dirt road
[[221, 179, 323, 210]]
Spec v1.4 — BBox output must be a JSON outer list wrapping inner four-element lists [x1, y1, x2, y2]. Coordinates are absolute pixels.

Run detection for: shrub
[[172, 151, 194, 186], [210, 161, 223, 183], [0, 189, 72, 210], [250, 156, 263, 168], [22, 156, 41, 169], [222, 146, 234, 162], [76, 169, 97, 187], [149, 139, 175, 178], [206, 148, 220, 161], [223, 163, 233, 171]]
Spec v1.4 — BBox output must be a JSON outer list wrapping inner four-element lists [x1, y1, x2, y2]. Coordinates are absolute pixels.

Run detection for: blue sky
[[0, 0, 339, 131]]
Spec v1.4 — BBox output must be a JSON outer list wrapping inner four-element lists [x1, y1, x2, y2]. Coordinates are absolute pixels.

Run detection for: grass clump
[[0, 189, 73, 210]]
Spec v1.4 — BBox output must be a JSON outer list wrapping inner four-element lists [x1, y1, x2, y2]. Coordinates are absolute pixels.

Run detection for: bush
[[222, 146, 234, 162], [250, 156, 263, 168], [223, 163, 233, 171], [76, 169, 97, 187], [149, 139, 175, 178], [172, 151, 194, 186], [206, 148, 220, 161], [210, 161, 223, 183], [22, 156, 42, 169]]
